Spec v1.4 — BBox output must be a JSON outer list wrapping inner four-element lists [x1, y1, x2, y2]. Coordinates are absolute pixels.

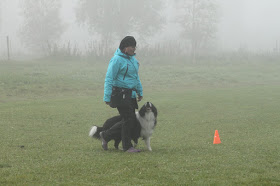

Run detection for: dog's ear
[[153, 119, 157, 128], [139, 105, 146, 117], [151, 104, 158, 118]]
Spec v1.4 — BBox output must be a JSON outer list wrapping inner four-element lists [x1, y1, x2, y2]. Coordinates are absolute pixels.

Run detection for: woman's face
[[124, 46, 136, 56]]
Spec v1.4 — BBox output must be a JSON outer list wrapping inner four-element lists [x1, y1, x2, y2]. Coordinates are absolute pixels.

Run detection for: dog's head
[[139, 102, 158, 118]]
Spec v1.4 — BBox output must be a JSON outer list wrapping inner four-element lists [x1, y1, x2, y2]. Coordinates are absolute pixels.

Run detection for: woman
[[100, 36, 143, 152]]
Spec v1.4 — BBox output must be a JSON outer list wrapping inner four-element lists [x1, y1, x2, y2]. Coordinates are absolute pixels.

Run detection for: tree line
[[2, 0, 219, 62]]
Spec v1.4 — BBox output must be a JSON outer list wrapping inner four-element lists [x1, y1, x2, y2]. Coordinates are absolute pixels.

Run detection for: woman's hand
[[138, 96, 143, 102]]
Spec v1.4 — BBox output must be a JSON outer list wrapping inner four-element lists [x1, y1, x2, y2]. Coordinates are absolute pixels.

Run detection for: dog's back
[[89, 115, 122, 139]]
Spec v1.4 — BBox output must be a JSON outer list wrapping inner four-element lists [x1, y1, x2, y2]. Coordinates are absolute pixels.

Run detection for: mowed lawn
[[0, 58, 280, 185]]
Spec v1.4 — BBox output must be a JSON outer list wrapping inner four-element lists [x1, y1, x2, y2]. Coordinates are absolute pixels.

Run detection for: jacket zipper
[[123, 64, 128, 80]]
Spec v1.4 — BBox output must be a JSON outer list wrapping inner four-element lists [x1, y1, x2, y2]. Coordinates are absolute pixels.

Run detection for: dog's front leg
[[145, 137, 152, 151]]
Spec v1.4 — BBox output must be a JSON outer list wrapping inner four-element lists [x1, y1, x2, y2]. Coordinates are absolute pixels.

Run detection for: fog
[[1, 0, 280, 59], [218, 0, 280, 51]]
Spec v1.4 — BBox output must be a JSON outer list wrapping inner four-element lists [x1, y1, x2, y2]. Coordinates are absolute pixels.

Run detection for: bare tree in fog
[[176, 0, 219, 62], [19, 0, 65, 55], [76, 0, 165, 53], [0, 1, 2, 32]]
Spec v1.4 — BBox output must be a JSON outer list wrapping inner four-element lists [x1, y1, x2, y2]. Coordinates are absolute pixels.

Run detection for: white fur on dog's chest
[[136, 112, 156, 137]]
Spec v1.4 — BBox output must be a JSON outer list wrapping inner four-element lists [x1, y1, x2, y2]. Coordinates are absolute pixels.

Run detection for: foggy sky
[[218, 0, 280, 51], [1, 0, 280, 54]]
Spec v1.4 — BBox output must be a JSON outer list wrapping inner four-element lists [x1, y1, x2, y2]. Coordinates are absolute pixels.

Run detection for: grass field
[[0, 58, 280, 185]]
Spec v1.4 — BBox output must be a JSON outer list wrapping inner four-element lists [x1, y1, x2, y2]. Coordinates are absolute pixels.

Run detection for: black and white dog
[[89, 102, 158, 151]]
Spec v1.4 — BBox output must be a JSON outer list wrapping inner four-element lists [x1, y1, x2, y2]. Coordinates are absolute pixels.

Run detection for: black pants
[[102, 98, 138, 151]]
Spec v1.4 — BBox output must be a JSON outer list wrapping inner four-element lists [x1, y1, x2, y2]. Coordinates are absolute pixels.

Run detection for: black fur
[[139, 102, 158, 127], [89, 116, 141, 149]]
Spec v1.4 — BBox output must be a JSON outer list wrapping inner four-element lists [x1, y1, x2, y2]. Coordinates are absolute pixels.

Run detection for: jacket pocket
[[123, 64, 129, 80]]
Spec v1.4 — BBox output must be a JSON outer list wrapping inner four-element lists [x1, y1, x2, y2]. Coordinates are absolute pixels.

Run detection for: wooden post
[[7, 36, 10, 60]]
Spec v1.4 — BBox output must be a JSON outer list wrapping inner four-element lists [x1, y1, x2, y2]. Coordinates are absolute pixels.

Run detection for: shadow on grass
[[0, 164, 12, 169]]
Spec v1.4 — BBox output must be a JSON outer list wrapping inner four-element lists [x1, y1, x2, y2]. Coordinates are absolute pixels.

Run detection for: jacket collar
[[115, 48, 136, 59]]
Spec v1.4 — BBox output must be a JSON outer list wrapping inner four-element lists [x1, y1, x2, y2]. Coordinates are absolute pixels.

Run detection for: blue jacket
[[103, 48, 143, 102]]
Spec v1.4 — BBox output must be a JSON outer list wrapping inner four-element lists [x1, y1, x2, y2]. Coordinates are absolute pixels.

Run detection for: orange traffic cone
[[213, 130, 221, 144]]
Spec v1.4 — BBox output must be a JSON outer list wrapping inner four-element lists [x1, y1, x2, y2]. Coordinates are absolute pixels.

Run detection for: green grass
[[0, 59, 280, 185]]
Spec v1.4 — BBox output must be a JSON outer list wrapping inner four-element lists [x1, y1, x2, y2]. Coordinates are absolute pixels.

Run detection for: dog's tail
[[89, 126, 103, 139]]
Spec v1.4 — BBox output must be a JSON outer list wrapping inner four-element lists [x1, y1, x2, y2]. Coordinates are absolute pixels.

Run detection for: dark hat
[[119, 36, 136, 50]]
